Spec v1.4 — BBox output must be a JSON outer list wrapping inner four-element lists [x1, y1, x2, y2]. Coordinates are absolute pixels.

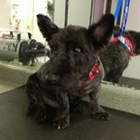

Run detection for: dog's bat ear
[[87, 14, 114, 49], [37, 14, 59, 41]]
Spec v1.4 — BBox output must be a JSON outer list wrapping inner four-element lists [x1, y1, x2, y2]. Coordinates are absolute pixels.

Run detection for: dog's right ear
[[87, 14, 114, 50], [37, 14, 59, 40]]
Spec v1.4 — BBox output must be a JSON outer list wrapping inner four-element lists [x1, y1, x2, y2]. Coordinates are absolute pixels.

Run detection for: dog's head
[[112, 26, 140, 55], [126, 31, 140, 55], [37, 14, 114, 88]]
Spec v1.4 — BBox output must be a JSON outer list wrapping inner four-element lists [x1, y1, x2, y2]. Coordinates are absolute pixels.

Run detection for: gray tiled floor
[[0, 87, 140, 140]]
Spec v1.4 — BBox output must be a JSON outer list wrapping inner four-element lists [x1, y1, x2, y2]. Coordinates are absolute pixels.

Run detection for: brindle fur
[[26, 14, 114, 129]]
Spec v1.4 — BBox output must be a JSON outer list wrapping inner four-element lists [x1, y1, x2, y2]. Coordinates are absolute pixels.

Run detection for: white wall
[[32, 0, 47, 42], [68, 0, 92, 27], [54, 0, 65, 27], [0, 0, 11, 29], [54, 0, 92, 28]]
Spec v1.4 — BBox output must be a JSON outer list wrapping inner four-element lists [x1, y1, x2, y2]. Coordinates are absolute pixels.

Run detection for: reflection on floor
[[0, 60, 42, 94], [0, 57, 49, 94], [0, 79, 21, 94], [120, 76, 140, 90]]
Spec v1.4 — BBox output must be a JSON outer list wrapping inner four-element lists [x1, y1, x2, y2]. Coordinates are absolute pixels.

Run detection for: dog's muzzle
[[45, 74, 61, 85]]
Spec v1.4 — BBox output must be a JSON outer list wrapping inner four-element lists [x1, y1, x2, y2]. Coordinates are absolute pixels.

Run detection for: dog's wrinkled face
[[37, 14, 114, 88]]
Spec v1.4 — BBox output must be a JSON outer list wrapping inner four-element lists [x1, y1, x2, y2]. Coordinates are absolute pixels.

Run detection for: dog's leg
[[89, 89, 111, 120], [27, 94, 51, 124], [111, 71, 123, 84], [70, 99, 83, 113], [26, 74, 53, 123], [53, 93, 70, 129]]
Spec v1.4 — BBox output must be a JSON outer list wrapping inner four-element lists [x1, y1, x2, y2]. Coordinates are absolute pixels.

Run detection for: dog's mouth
[[45, 74, 62, 87], [45, 80, 61, 86], [44, 73, 78, 90]]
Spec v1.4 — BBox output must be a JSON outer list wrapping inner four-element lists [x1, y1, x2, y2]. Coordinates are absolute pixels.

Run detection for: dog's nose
[[45, 74, 60, 85]]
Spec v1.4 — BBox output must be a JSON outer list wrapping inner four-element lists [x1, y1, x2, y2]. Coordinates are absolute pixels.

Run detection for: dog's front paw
[[54, 117, 70, 129], [92, 111, 111, 121], [34, 110, 48, 123]]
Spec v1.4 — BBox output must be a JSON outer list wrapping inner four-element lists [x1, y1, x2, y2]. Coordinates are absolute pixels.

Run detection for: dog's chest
[[69, 67, 103, 99]]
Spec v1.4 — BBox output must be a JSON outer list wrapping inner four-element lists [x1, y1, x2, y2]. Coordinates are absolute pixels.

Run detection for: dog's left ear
[[37, 14, 59, 41], [87, 14, 114, 49]]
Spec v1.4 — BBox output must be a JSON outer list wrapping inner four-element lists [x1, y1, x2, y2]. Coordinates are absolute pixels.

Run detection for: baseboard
[[120, 77, 140, 90], [0, 61, 41, 85]]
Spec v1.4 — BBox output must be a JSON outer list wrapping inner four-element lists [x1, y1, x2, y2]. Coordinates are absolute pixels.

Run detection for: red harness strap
[[110, 36, 136, 57], [88, 59, 100, 81], [110, 37, 118, 43]]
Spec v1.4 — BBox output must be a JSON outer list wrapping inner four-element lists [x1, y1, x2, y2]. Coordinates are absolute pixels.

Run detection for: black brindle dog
[[26, 14, 114, 129], [99, 26, 140, 83]]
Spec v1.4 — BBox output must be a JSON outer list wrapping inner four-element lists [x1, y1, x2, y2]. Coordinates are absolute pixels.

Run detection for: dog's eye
[[67, 42, 81, 53], [51, 45, 58, 51], [73, 47, 81, 53]]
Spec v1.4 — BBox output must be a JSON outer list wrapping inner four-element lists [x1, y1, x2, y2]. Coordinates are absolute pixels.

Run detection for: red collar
[[88, 59, 100, 81], [110, 36, 136, 57]]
